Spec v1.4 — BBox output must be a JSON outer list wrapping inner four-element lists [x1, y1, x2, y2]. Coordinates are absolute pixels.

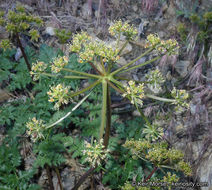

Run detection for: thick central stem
[[99, 79, 107, 141], [103, 84, 111, 149]]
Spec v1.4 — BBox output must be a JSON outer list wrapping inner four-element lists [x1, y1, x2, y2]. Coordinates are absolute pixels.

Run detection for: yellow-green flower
[[171, 87, 190, 113], [51, 56, 69, 73], [122, 80, 145, 106], [30, 61, 47, 81], [0, 39, 11, 51], [82, 139, 109, 167], [109, 20, 138, 40], [145, 69, 165, 94], [47, 84, 71, 110], [26, 117, 46, 142]]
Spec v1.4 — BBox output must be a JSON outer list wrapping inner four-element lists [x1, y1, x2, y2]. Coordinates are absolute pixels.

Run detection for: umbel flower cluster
[[145, 69, 165, 94], [30, 61, 47, 81], [69, 32, 120, 64], [51, 56, 69, 73], [108, 20, 138, 40], [142, 122, 164, 142], [171, 87, 190, 113], [145, 34, 179, 55], [123, 139, 192, 176], [47, 84, 71, 110], [122, 80, 145, 106], [82, 139, 109, 167], [26, 117, 46, 142]]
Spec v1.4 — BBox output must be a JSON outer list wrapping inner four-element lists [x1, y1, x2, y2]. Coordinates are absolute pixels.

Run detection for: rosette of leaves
[[55, 28, 72, 44]]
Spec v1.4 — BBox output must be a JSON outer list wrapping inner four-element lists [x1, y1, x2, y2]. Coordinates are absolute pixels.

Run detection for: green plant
[[0, 143, 40, 190], [0, 3, 43, 71], [177, 22, 189, 42], [175, 0, 199, 19], [28, 20, 191, 189], [55, 28, 72, 44], [189, 12, 212, 42]]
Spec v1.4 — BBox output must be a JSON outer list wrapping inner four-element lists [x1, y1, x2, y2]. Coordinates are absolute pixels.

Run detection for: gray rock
[[196, 147, 212, 190], [174, 60, 191, 77], [81, 3, 92, 20], [15, 48, 22, 61]]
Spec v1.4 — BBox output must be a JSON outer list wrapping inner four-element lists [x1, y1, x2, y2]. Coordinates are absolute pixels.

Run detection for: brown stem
[[103, 84, 111, 149], [15, 32, 31, 71], [45, 165, 54, 190], [91, 173, 94, 190], [55, 167, 64, 190], [88, 62, 103, 76], [143, 167, 158, 182], [106, 79, 123, 94], [71, 167, 96, 190]]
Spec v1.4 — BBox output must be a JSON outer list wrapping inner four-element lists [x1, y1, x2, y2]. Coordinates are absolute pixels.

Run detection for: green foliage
[[33, 133, 73, 168], [177, 22, 189, 42], [0, 144, 40, 190], [178, 11, 212, 44], [190, 12, 212, 42], [175, 0, 199, 19], [0, 2, 43, 34], [55, 28, 72, 44]]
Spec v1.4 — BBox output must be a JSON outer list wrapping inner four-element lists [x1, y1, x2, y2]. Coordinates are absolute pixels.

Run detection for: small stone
[[81, 3, 92, 20], [82, 81, 90, 89], [132, 5, 138, 12], [45, 27, 55, 36], [15, 48, 22, 61], [132, 110, 140, 117]]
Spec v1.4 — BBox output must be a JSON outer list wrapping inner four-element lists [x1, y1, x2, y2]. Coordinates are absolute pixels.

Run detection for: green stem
[[111, 48, 153, 76], [99, 79, 107, 141], [109, 78, 125, 93], [70, 79, 101, 98], [116, 33, 121, 50], [42, 72, 89, 79], [119, 56, 160, 74], [115, 76, 147, 84], [62, 68, 101, 79], [118, 40, 129, 56], [106, 79, 123, 94], [146, 94, 175, 103], [134, 100, 151, 126], [88, 61, 103, 76], [159, 165, 176, 170]]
